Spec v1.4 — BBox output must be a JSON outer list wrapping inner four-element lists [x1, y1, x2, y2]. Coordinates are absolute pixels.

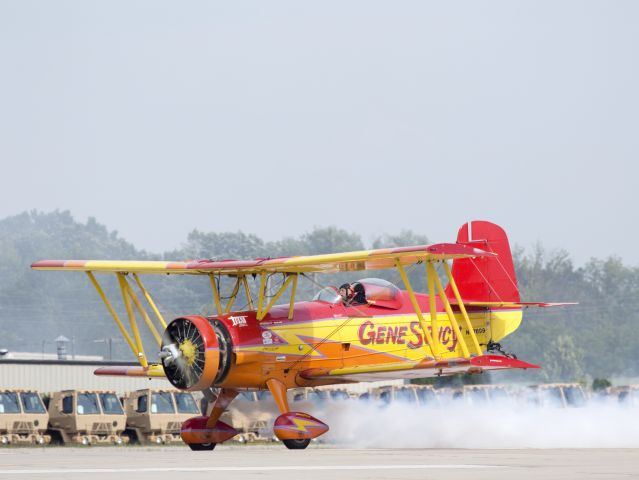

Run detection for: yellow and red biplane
[[32, 220, 566, 450]]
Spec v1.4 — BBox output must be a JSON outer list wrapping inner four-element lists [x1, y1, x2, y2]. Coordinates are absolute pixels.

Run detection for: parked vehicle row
[[1, 383, 636, 445], [0, 388, 200, 446]]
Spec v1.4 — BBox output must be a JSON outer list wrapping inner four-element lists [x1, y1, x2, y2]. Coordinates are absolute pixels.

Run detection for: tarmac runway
[[0, 446, 637, 480]]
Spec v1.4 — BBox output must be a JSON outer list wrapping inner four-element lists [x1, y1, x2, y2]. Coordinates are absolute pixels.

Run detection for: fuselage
[[213, 288, 523, 390]]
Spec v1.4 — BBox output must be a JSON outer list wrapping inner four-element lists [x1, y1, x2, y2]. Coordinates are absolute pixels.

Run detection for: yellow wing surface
[[31, 242, 493, 275], [299, 355, 540, 383]]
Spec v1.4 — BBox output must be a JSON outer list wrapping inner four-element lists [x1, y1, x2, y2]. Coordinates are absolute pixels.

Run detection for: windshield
[[20, 392, 45, 414], [396, 389, 418, 403], [151, 392, 175, 413], [330, 390, 350, 401], [77, 393, 100, 415], [0, 392, 21, 413], [466, 389, 488, 405], [312, 287, 342, 304], [308, 390, 328, 403], [99, 393, 124, 415], [174, 393, 200, 414], [563, 386, 586, 407], [488, 388, 509, 402], [417, 389, 437, 405], [540, 387, 564, 407]]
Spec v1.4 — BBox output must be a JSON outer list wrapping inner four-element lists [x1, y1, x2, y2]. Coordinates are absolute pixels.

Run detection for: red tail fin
[[446, 221, 520, 303]]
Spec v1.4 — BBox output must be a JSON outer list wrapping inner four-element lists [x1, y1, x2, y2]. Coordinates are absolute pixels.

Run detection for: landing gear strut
[[266, 378, 329, 450], [181, 388, 239, 451]]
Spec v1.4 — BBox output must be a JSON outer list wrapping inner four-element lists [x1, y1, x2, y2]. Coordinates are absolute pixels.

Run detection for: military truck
[[0, 390, 50, 445], [291, 387, 353, 406], [123, 389, 200, 444], [46, 390, 128, 445], [221, 391, 277, 443], [613, 385, 639, 407], [370, 385, 438, 406], [526, 383, 588, 408], [461, 385, 512, 406]]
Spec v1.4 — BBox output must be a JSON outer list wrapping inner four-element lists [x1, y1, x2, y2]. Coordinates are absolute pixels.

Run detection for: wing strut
[[132, 274, 167, 329], [288, 274, 298, 320], [86, 271, 170, 368], [224, 277, 242, 313], [208, 274, 224, 316], [119, 275, 162, 346], [117, 273, 148, 367], [86, 272, 138, 359], [442, 262, 482, 356], [257, 273, 297, 321], [430, 264, 471, 358], [425, 261, 440, 357], [395, 260, 438, 359], [241, 276, 254, 310]]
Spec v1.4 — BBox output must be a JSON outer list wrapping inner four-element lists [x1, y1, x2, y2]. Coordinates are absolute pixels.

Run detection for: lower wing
[[299, 355, 538, 383], [94, 363, 166, 378]]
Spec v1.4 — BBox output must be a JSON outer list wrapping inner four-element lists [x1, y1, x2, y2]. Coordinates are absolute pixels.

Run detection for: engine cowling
[[160, 316, 231, 391]]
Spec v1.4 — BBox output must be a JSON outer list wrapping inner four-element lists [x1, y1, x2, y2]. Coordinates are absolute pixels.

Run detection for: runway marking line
[[0, 464, 500, 475]]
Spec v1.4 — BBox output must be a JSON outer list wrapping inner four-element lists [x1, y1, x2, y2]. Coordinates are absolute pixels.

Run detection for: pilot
[[350, 283, 367, 305], [339, 283, 353, 305]]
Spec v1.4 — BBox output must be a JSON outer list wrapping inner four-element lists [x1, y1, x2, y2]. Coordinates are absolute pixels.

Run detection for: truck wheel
[[123, 429, 139, 445], [188, 443, 216, 451], [283, 439, 311, 450], [48, 430, 64, 445]]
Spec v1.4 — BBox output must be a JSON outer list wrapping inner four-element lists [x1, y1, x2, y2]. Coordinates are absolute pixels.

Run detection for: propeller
[[160, 317, 207, 390]]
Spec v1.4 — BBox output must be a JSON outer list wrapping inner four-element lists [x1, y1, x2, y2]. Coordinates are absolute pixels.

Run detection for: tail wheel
[[283, 439, 311, 450], [188, 442, 216, 451]]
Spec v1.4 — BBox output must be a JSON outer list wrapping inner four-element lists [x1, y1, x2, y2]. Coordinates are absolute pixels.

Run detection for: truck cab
[[47, 390, 128, 445], [0, 389, 50, 445], [123, 389, 200, 444], [527, 383, 588, 408]]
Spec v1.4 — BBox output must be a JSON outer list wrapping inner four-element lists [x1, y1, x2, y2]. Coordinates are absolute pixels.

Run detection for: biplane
[[32, 221, 566, 450]]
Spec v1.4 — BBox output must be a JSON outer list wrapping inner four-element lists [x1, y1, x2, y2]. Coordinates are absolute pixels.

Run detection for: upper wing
[[31, 243, 494, 275]]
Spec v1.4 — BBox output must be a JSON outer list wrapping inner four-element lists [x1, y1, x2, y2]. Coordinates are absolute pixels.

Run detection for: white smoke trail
[[314, 398, 639, 448]]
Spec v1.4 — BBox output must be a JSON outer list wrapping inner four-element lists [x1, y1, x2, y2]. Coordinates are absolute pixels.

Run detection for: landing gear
[[266, 379, 329, 449], [181, 388, 239, 451], [188, 442, 216, 451], [283, 439, 311, 450]]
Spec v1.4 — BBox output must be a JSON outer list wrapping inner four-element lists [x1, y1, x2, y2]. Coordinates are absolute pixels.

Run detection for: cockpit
[[312, 278, 403, 309]]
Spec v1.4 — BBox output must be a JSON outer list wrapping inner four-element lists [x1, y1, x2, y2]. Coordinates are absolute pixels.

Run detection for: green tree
[[540, 334, 585, 382]]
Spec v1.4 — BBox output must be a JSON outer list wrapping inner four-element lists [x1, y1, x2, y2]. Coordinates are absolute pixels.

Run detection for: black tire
[[188, 442, 216, 451], [47, 430, 64, 446], [283, 439, 311, 450], [123, 429, 139, 445]]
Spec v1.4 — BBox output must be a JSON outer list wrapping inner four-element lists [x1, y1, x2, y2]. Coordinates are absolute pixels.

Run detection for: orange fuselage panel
[[216, 293, 522, 389]]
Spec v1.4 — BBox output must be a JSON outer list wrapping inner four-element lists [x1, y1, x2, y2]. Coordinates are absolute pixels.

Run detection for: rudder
[[446, 221, 520, 303]]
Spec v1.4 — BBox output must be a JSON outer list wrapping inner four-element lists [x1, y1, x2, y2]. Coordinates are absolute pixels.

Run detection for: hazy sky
[[1, 1, 637, 265]]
